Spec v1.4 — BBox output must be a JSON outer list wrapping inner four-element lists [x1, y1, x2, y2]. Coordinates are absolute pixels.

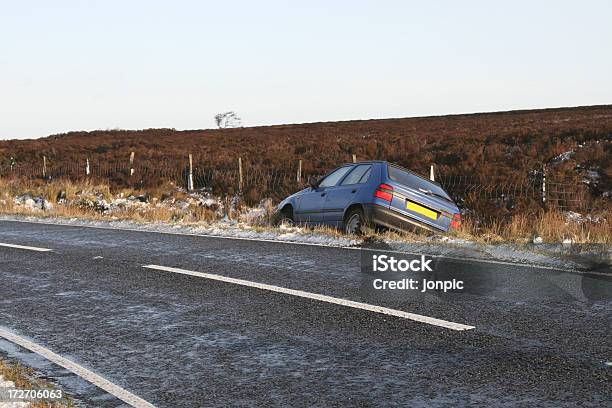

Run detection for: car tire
[[344, 207, 369, 235], [279, 206, 294, 226]]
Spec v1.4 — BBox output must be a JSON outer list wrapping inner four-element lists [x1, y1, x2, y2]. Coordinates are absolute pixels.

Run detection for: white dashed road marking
[[143, 264, 475, 331], [0, 327, 156, 408], [0, 242, 52, 252]]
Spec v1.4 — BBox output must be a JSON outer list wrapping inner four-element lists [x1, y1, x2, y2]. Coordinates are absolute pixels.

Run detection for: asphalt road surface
[[0, 220, 610, 407]]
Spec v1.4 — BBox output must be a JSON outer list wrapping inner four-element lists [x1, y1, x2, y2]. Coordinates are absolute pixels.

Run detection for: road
[[0, 220, 610, 407]]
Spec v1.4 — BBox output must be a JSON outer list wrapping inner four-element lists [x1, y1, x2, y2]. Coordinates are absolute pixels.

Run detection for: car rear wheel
[[344, 208, 369, 235]]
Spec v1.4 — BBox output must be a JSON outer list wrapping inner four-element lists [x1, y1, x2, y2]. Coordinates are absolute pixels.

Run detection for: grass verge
[[0, 357, 74, 407], [0, 177, 609, 244]]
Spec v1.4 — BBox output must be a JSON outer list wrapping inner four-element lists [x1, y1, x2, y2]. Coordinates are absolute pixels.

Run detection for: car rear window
[[340, 164, 372, 185], [387, 165, 452, 201]]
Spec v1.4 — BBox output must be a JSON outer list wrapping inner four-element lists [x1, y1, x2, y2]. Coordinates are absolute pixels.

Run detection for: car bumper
[[363, 204, 446, 233]]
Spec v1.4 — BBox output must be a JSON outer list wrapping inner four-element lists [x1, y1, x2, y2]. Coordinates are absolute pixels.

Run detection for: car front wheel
[[278, 206, 294, 226]]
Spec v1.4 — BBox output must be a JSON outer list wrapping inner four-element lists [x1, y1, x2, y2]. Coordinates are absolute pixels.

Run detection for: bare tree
[[214, 111, 242, 128]]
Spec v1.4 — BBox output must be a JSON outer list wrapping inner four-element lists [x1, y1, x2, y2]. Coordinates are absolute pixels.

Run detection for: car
[[277, 161, 461, 234]]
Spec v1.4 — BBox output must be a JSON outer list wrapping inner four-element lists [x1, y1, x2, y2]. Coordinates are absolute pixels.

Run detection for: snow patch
[[13, 195, 52, 211], [552, 150, 574, 162]]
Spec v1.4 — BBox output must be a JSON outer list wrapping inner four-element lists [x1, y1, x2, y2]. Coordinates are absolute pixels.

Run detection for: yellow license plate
[[406, 201, 438, 220]]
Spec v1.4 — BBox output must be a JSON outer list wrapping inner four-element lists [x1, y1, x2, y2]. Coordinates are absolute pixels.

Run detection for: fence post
[[238, 157, 243, 192], [352, 154, 357, 163], [297, 159, 302, 183], [86, 158, 90, 176], [430, 165, 435, 181], [188, 154, 194, 191], [542, 164, 547, 208], [129, 152, 135, 176], [42, 156, 47, 179]]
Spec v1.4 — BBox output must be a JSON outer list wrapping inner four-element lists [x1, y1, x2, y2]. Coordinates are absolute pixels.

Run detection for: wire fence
[[0, 158, 609, 218], [437, 173, 606, 215]]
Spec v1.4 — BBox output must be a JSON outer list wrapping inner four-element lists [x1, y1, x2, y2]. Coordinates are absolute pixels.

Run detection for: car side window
[[318, 166, 353, 188], [340, 164, 372, 185], [358, 166, 372, 183]]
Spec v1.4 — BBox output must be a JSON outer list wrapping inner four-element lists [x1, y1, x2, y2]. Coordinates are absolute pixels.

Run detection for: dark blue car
[[277, 161, 461, 234]]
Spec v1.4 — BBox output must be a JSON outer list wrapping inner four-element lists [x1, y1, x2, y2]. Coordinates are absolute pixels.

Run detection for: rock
[[533, 236, 543, 244]]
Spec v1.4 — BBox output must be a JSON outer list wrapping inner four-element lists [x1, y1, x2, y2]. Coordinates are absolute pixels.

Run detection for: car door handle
[[320, 193, 326, 197], [351, 189, 357, 194]]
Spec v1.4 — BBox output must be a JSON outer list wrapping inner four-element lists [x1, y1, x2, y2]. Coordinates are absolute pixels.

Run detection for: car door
[[323, 164, 372, 225], [295, 166, 353, 225]]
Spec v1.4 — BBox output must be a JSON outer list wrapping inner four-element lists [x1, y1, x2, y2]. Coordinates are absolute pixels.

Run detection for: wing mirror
[[308, 176, 319, 189]]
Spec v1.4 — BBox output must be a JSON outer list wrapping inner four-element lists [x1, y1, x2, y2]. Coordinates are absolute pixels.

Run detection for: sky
[[1, 0, 611, 140]]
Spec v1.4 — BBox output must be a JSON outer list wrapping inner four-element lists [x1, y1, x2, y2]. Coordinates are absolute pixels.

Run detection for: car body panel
[[323, 185, 359, 225], [384, 182, 455, 231], [293, 165, 349, 224], [294, 187, 327, 223]]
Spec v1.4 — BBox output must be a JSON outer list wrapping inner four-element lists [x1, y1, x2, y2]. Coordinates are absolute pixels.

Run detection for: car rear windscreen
[[387, 165, 452, 201]]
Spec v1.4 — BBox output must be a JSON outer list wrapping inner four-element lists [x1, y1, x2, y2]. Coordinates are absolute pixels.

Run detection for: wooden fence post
[[188, 154, 194, 191], [129, 152, 135, 176], [542, 165, 547, 207], [352, 154, 357, 163], [297, 159, 302, 183], [42, 156, 47, 178], [86, 158, 90, 176], [238, 157, 243, 192]]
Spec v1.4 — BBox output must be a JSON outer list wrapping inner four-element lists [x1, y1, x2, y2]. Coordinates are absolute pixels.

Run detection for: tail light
[[374, 184, 394, 202], [450, 213, 462, 229]]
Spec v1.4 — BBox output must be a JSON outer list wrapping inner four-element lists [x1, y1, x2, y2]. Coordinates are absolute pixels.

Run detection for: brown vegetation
[[1, 105, 610, 186], [0, 105, 610, 234], [0, 178, 220, 224]]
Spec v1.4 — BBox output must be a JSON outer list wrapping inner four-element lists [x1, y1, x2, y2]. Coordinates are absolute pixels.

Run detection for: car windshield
[[387, 165, 452, 201]]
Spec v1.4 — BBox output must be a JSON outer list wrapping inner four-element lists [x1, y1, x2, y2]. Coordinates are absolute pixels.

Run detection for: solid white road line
[[0, 242, 52, 252], [143, 264, 475, 331], [0, 327, 156, 408]]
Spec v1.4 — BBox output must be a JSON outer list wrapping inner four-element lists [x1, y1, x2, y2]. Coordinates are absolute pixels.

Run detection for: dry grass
[[0, 358, 74, 407], [1, 201, 219, 224], [1, 178, 609, 244], [454, 211, 611, 244], [0, 177, 112, 203], [0, 177, 220, 224]]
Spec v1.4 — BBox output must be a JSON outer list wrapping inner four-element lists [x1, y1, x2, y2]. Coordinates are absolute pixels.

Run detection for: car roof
[[342, 161, 443, 187], [341, 160, 386, 165]]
